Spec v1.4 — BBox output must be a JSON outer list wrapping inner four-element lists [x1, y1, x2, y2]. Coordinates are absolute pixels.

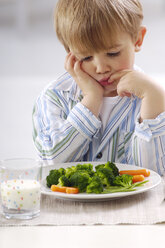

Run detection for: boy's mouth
[[98, 77, 114, 86]]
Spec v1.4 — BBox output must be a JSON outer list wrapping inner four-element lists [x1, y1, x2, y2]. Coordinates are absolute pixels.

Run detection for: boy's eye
[[107, 51, 120, 57], [81, 56, 92, 62]]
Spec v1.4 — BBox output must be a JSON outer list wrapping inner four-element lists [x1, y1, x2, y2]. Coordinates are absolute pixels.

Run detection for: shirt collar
[[52, 72, 82, 101]]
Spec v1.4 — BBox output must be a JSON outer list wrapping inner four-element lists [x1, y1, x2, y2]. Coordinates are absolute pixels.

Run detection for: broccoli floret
[[58, 175, 71, 187], [76, 163, 95, 176], [96, 168, 115, 187], [76, 163, 93, 171], [65, 166, 77, 178], [46, 169, 63, 188], [95, 162, 119, 177], [95, 164, 105, 171], [86, 176, 104, 194], [104, 161, 119, 177], [58, 167, 65, 176], [113, 174, 133, 188], [70, 171, 92, 192]]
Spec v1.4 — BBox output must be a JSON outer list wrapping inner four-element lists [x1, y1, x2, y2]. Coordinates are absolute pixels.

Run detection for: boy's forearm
[[81, 95, 103, 118], [140, 89, 165, 122]]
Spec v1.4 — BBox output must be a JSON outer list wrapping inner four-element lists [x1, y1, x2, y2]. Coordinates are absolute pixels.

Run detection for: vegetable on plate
[[119, 169, 150, 177], [46, 161, 149, 194]]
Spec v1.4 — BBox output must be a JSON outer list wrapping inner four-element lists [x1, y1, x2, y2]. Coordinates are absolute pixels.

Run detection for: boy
[[32, 0, 165, 175]]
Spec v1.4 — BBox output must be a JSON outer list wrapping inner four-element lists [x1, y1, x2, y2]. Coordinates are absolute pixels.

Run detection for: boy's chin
[[103, 89, 118, 97], [103, 83, 118, 97]]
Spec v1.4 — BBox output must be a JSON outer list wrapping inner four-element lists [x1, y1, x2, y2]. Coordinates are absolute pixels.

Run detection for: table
[[1, 165, 165, 247], [1, 225, 165, 248]]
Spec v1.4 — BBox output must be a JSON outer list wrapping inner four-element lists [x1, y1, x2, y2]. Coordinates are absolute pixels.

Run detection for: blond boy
[[33, 0, 165, 175]]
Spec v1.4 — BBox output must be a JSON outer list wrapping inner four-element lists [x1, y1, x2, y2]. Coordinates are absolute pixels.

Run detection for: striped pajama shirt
[[32, 72, 165, 175]]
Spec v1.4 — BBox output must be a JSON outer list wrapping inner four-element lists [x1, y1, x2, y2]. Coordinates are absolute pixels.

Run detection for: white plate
[[41, 162, 161, 202]]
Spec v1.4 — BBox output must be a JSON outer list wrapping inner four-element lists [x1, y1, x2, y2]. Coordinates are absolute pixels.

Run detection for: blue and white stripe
[[32, 72, 165, 175]]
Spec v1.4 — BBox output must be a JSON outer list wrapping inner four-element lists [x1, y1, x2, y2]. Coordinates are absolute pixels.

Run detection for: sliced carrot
[[132, 175, 145, 183], [66, 187, 79, 194], [119, 169, 150, 177], [51, 185, 67, 193], [51, 185, 79, 194]]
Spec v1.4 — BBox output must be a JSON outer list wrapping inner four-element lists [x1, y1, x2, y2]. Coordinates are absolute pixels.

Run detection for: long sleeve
[[128, 111, 165, 175], [32, 73, 165, 175], [32, 83, 101, 163]]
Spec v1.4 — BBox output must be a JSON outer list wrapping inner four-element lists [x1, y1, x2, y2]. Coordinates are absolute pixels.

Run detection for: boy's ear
[[134, 26, 147, 52]]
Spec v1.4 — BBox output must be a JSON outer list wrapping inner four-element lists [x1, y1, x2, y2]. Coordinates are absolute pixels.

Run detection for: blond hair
[[55, 0, 143, 53]]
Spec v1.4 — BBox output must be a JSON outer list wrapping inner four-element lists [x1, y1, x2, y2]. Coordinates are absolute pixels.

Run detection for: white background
[[0, 0, 165, 160]]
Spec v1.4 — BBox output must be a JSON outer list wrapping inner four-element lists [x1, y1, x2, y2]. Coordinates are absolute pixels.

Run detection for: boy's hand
[[64, 53, 104, 117], [65, 52, 104, 97], [110, 70, 165, 121], [110, 70, 152, 98]]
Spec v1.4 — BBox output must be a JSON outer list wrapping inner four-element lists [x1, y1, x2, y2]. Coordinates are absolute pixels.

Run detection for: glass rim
[[0, 158, 42, 170]]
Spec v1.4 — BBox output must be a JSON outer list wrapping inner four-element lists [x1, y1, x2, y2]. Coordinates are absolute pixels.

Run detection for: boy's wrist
[[141, 88, 165, 121], [81, 94, 103, 117]]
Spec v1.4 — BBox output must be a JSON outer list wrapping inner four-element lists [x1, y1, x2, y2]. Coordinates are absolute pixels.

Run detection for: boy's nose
[[95, 60, 110, 74]]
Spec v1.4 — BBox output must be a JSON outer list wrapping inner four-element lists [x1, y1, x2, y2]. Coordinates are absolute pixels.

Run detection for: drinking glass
[[0, 158, 42, 219]]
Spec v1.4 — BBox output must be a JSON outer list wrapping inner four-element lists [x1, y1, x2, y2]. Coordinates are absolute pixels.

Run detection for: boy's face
[[71, 32, 143, 97]]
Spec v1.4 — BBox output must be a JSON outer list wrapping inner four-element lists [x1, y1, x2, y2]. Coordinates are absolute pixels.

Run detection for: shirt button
[[96, 152, 102, 159]]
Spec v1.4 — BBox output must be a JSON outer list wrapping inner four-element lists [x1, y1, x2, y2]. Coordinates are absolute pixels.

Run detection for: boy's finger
[[74, 60, 85, 74], [74, 60, 81, 72], [74, 61, 96, 83], [109, 69, 132, 82], [65, 53, 76, 72], [64, 52, 71, 69], [74, 61, 88, 79], [118, 90, 132, 98], [65, 52, 72, 63]]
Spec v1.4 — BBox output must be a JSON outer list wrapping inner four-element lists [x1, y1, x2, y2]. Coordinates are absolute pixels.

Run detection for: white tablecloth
[[0, 179, 165, 226]]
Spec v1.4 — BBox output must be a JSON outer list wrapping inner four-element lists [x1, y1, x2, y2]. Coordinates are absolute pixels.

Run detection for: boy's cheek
[[117, 63, 134, 72], [81, 63, 89, 73], [116, 56, 134, 71]]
